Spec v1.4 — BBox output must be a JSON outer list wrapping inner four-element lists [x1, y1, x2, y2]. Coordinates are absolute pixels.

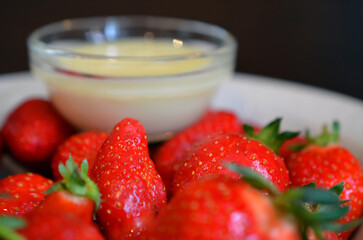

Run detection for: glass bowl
[[27, 16, 237, 141]]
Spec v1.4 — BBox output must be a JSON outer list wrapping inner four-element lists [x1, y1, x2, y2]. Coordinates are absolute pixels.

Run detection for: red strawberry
[[91, 118, 167, 240], [0, 173, 53, 216], [153, 110, 242, 195], [1, 99, 74, 166], [150, 176, 300, 239], [42, 157, 100, 223], [42, 191, 95, 221], [51, 131, 108, 180], [18, 208, 104, 240], [173, 119, 297, 194], [161, 165, 353, 240], [152, 167, 350, 240], [285, 122, 363, 239]]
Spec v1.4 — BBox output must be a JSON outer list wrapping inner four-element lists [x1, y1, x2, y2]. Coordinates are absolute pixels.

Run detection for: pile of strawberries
[[0, 98, 362, 240]]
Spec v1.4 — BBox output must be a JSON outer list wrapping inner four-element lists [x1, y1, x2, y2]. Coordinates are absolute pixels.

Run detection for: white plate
[[1, 71, 363, 164], [213, 74, 363, 161]]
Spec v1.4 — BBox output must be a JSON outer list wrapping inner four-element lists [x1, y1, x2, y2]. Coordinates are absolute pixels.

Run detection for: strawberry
[[91, 118, 167, 240], [153, 110, 242, 195], [1, 99, 74, 166], [0, 173, 53, 216], [285, 122, 363, 239], [150, 175, 300, 240], [150, 166, 353, 240], [42, 157, 100, 223], [18, 208, 104, 240], [51, 131, 108, 180], [173, 119, 298, 194]]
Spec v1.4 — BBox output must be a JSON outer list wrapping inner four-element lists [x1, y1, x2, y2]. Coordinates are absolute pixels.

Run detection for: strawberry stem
[[307, 121, 340, 147], [244, 118, 300, 153], [45, 156, 101, 211]]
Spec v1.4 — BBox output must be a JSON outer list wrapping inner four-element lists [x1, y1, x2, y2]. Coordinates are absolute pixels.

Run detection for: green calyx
[[275, 186, 352, 240], [244, 118, 300, 154], [306, 121, 340, 147], [0, 216, 26, 240], [45, 156, 101, 212], [285, 121, 340, 152], [226, 163, 360, 240], [329, 182, 344, 197]]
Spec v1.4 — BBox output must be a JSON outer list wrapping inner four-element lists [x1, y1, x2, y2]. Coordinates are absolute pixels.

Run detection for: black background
[[1, 0, 362, 99]]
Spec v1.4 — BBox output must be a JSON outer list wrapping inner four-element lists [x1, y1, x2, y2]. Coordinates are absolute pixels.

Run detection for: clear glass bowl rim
[[27, 15, 237, 61]]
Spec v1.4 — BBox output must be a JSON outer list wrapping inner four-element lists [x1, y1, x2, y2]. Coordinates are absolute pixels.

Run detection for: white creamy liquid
[[32, 39, 231, 141]]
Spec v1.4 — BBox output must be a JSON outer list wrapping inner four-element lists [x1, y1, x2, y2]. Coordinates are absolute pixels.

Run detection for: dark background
[[1, 0, 362, 99]]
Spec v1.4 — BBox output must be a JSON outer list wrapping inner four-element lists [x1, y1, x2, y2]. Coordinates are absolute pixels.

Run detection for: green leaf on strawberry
[[318, 219, 363, 232], [307, 121, 340, 147], [329, 182, 344, 197], [46, 156, 100, 211], [0, 216, 26, 240], [244, 118, 300, 153], [226, 163, 361, 240], [291, 121, 340, 151]]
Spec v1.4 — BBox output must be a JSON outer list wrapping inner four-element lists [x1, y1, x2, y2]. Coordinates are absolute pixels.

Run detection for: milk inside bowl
[[28, 17, 237, 141]]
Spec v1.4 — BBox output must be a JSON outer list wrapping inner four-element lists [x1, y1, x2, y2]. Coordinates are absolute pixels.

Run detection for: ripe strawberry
[[42, 157, 100, 223], [18, 208, 104, 240], [1, 99, 74, 165], [173, 119, 298, 194], [285, 122, 363, 239], [150, 165, 352, 240], [51, 131, 108, 180], [153, 110, 242, 195], [150, 175, 300, 240], [0, 173, 53, 216], [91, 118, 167, 240]]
